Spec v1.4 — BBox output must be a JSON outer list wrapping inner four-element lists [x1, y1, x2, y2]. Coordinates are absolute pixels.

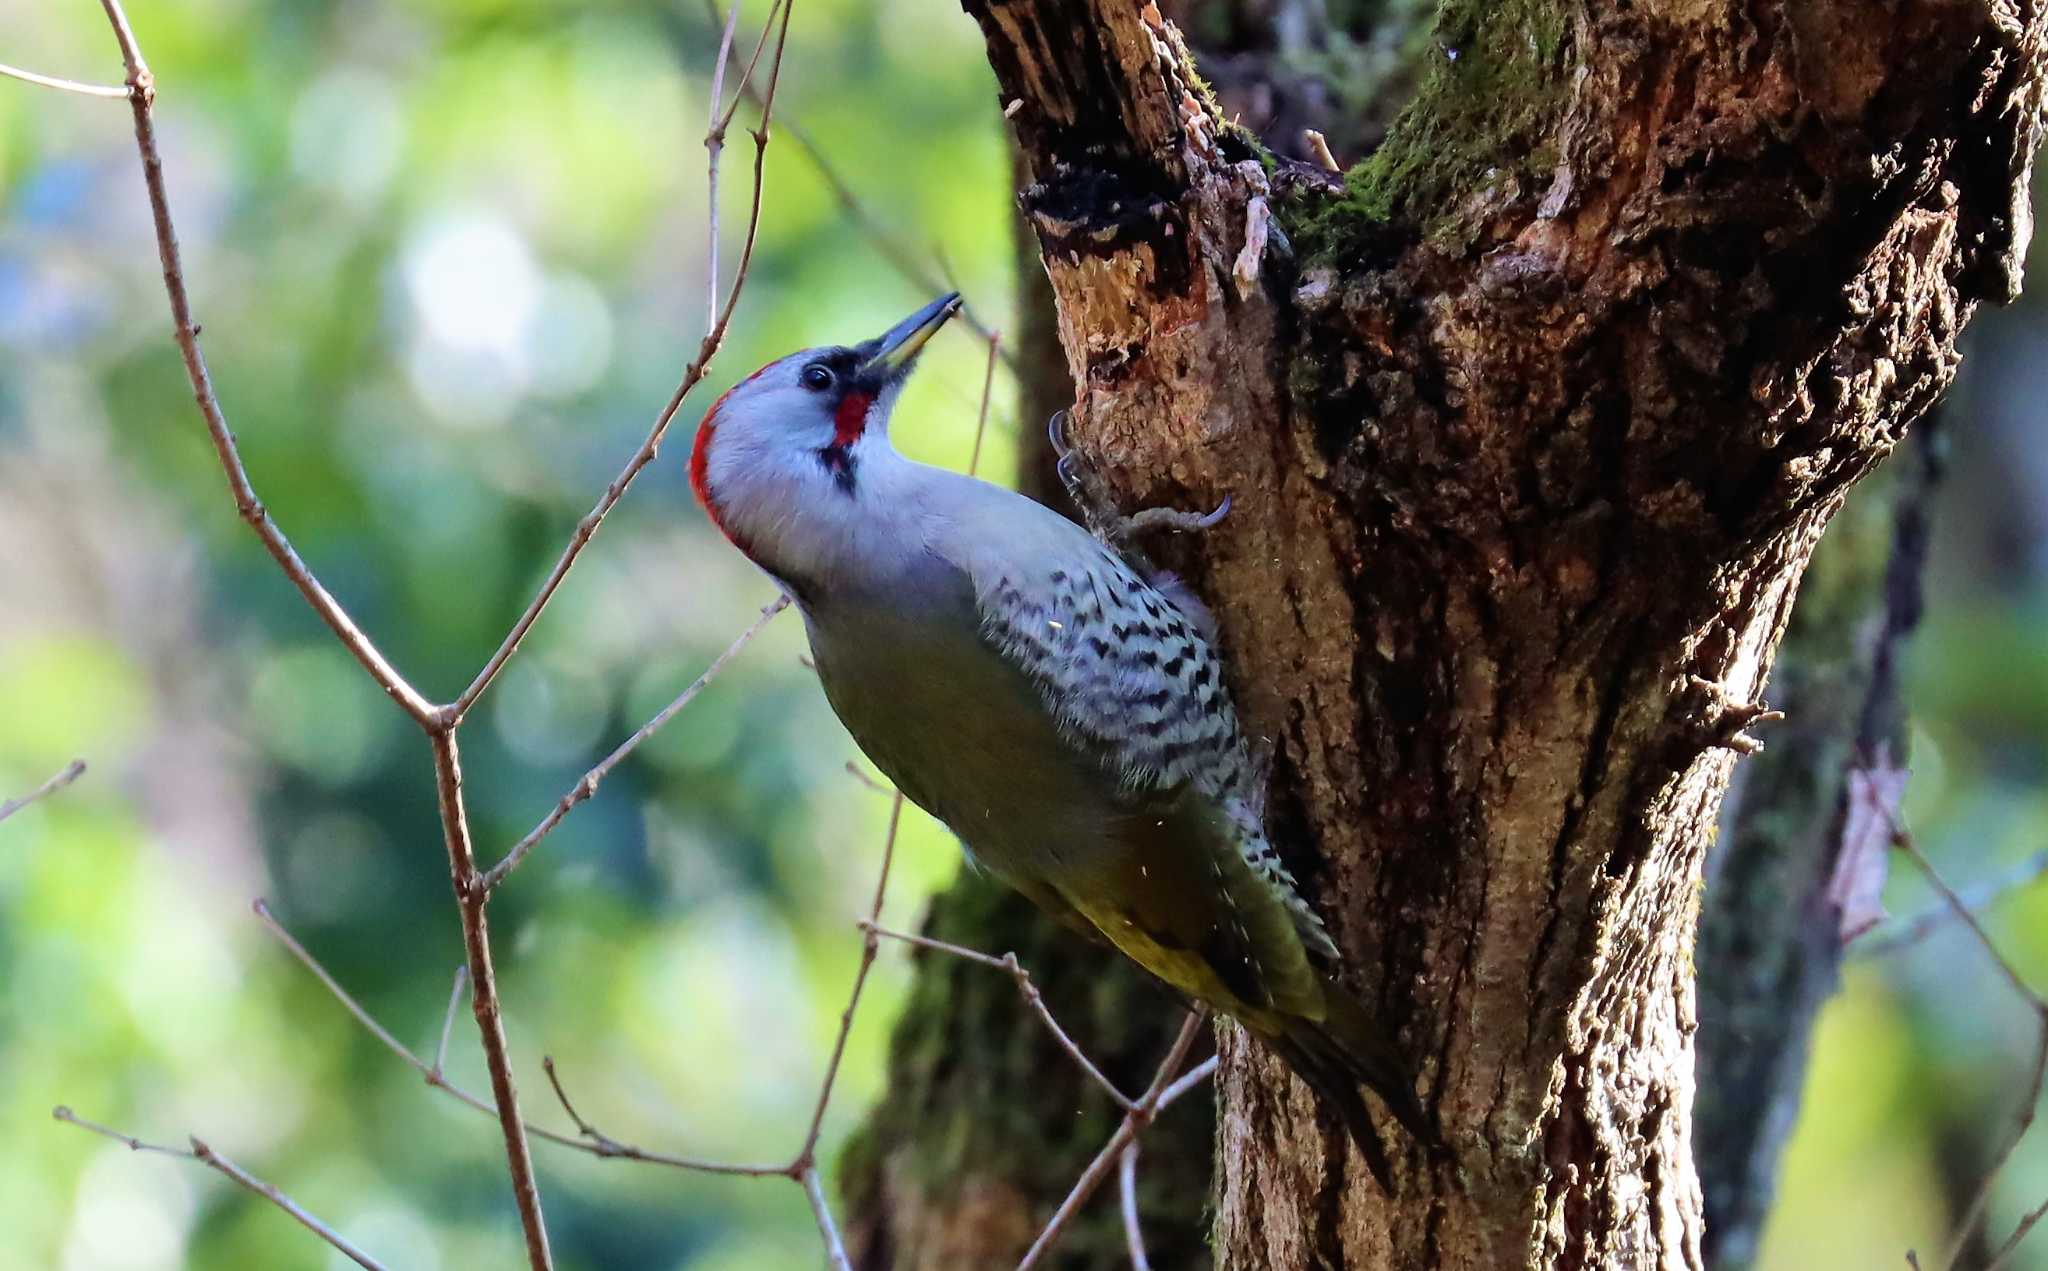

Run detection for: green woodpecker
[[690, 294, 1436, 1188]]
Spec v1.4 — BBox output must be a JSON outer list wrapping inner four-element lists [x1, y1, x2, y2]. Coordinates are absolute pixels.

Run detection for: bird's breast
[[800, 584, 1132, 882]]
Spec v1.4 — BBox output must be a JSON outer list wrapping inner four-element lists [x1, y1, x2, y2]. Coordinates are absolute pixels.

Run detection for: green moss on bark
[[1281, 0, 1573, 262]]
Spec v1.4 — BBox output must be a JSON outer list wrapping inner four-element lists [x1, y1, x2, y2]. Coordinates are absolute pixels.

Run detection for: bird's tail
[[1266, 982, 1441, 1195]]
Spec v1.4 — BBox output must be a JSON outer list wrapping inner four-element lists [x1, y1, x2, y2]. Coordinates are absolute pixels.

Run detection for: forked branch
[[52, 1107, 389, 1271], [92, 0, 436, 728], [1884, 810, 2048, 1271], [481, 594, 790, 891], [452, 0, 795, 723]]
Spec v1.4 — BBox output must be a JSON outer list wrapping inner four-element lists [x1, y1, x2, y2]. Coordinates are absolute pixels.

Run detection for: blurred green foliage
[[2, 0, 1015, 1266], [2, 1, 2047, 1268]]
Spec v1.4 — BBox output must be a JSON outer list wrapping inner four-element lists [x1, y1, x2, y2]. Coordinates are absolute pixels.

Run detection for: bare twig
[[794, 793, 906, 1165], [1894, 832, 2043, 1026], [863, 922, 1135, 1109], [0, 759, 86, 824], [969, 328, 1001, 478], [255, 899, 787, 1174], [1886, 821, 2048, 1271], [712, 0, 790, 137], [540, 1057, 607, 1146], [1016, 1011, 1211, 1271], [1155, 1053, 1220, 1109], [777, 115, 1007, 352], [1119, 1142, 1151, 1271], [1944, 995, 2048, 1270], [844, 761, 894, 796], [698, 0, 1011, 365], [704, 0, 747, 329], [75, 0, 832, 1262], [452, 0, 795, 723], [95, 0, 435, 727], [801, 1164, 855, 1271], [433, 965, 469, 1077], [1987, 1194, 2048, 1271], [0, 62, 127, 97], [53, 1105, 188, 1157], [430, 733, 553, 1270], [534, 1056, 783, 1174], [482, 594, 790, 891], [1859, 850, 2048, 958], [53, 1107, 388, 1271]]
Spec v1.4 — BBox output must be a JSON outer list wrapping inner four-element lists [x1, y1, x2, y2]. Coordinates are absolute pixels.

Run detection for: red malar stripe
[[833, 390, 874, 448]]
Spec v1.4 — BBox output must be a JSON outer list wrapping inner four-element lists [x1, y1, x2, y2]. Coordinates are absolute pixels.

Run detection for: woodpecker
[[690, 294, 1436, 1188]]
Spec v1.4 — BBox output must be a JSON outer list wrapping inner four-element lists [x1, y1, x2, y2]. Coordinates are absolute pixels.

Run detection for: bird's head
[[690, 293, 960, 557]]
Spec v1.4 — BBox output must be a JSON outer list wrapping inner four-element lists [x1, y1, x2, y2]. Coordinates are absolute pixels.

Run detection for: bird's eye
[[801, 365, 834, 391]]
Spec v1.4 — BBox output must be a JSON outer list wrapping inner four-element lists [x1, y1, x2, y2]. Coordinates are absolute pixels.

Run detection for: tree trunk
[[937, 0, 2046, 1266], [1693, 416, 1944, 1268]]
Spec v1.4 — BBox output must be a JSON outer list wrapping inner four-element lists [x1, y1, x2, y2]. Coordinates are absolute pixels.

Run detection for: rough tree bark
[[851, 0, 2046, 1266], [1693, 416, 1944, 1268]]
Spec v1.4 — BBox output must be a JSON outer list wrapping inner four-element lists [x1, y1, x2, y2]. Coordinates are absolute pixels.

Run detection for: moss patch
[[1280, 0, 1575, 264]]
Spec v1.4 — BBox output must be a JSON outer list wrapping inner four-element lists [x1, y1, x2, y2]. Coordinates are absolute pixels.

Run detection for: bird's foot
[[1048, 410, 1126, 543], [1047, 412, 1233, 544]]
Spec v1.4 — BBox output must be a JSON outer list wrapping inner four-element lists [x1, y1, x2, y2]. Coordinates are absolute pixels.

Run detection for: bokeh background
[[1, 2, 2044, 1268]]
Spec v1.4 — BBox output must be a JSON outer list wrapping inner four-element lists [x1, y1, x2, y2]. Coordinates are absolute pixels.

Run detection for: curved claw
[[1046, 409, 1072, 458], [1195, 494, 1232, 529]]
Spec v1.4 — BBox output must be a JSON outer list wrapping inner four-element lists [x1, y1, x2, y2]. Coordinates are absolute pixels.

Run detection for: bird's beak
[[863, 293, 962, 378]]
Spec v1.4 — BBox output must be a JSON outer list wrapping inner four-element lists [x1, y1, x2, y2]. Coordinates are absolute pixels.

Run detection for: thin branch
[[92, 0, 435, 727], [863, 922, 1135, 1109], [0, 759, 86, 824], [534, 1056, 783, 1175], [1887, 822, 2048, 1271], [969, 328, 1001, 478], [433, 965, 469, 1077], [53, 1107, 388, 1271], [1894, 831, 2044, 1026], [1155, 1053, 1220, 1110], [800, 1164, 854, 1271], [1986, 1193, 2048, 1271], [253, 899, 787, 1175], [1119, 1142, 1151, 1271], [1858, 850, 2048, 958], [481, 593, 789, 891], [451, 0, 795, 722], [704, 0, 747, 330], [1016, 1011, 1210, 1271], [53, 1106, 187, 1157], [1943, 1007, 2048, 1269], [793, 793, 905, 1167], [700, 0, 1014, 366], [541, 1057, 606, 1145], [429, 733, 552, 1270], [0, 62, 127, 97], [712, 0, 790, 136], [844, 761, 894, 796]]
